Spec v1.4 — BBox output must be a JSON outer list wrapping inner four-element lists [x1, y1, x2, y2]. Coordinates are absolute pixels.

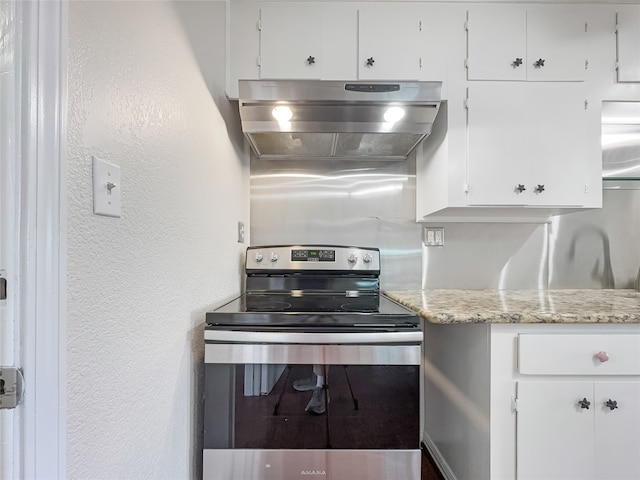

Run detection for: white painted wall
[[66, 1, 248, 478]]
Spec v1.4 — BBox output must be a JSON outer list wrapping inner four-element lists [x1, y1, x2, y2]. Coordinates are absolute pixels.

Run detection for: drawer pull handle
[[594, 351, 609, 362], [605, 399, 618, 411], [578, 397, 591, 409]]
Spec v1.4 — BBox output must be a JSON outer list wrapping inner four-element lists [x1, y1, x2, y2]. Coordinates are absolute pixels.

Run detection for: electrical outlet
[[423, 227, 444, 246], [237, 221, 245, 243]]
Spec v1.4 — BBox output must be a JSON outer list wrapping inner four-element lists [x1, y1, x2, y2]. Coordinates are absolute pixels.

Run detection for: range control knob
[[255, 252, 263, 262], [270, 252, 279, 263], [348, 253, 358, 264], [363, 253, 373, 264]]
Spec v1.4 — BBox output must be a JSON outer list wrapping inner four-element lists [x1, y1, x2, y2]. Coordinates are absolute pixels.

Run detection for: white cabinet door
[[517, 381, 595, 480], [524, 84, 587, 206], [594, 381, 640, 480], [227, 2, 261, 99], [467, 82, 587, 207], [616, 6, 640, 83], [467, 6, 526, 81], [321, 4, 358, 81], [467, 5, 586, 81], [259, 5, 323, 79], [526, 6, 587, 82], [358, 5, 422, 80]]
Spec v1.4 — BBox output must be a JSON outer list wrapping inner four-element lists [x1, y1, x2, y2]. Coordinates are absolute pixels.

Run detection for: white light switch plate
[[92, 156, 121, 217]]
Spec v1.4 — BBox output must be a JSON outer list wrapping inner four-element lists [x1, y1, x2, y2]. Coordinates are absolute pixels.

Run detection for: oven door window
[[204, 363, 419, 450]]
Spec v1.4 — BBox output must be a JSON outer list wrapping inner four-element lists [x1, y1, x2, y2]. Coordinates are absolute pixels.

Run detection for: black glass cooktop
[[205, 292, 419, 331]]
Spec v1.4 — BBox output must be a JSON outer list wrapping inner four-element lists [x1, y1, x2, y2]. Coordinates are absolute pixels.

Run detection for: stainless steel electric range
[[203, 245, 422, 480]]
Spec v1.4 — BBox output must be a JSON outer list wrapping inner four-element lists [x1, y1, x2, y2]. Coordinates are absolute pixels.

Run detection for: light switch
[[92, 156, 121, 217]]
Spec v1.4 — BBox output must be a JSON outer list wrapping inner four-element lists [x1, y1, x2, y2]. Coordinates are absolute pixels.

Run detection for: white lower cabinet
[[517, 380, 640, 480], [422, 323, 640, 480], [516, 332, 640, 480], [594, 382, 640, 480]]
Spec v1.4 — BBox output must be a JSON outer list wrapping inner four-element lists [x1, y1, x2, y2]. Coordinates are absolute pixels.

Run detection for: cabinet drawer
[[519, 334, 640, 375]]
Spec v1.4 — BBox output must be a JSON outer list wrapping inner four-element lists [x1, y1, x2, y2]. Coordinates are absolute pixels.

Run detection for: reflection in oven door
[[203, 339, 421, 480]]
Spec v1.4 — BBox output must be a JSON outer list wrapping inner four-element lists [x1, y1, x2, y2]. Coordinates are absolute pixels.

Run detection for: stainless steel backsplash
[[549, 183, 640, 290], [250, 164, 640, 291], [249, 157, 423, 290]]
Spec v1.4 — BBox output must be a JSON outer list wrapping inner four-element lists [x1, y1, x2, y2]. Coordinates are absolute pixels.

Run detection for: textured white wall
[[66, 2, 247, 478]]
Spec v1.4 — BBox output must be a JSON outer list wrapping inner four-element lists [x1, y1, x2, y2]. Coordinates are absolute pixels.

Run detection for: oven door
[[203, 330, 422, 480]]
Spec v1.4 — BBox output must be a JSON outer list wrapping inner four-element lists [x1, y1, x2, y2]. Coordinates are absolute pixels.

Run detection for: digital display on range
[[291, 249, 335, 262]]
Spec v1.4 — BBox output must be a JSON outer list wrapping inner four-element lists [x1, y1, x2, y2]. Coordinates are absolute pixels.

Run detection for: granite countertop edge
[[384, 289, 640, 325]]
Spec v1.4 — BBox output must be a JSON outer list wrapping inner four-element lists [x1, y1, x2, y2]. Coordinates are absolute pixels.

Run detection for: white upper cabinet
[[467, 5, 587, 81], [466, 6, 527, 81], [259, 6, 324, 79], [616, 5, 640, 83], [526, 7, 587, 82], [357, 5, 423, 80], [258, 4, 358, 81], [467, 82, 587, 207], [227, 2, 453, 98]]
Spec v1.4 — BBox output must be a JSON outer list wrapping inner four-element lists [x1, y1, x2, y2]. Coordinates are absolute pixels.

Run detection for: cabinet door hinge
[[585, 22, 588, 32], [419, 57, 422, 69], [615, 61, 621, 71], [585, 59, 589, 70], [464, 20, 469, 32], [257, 56, 261, 67], [585, 99, 589, 110], [257, 19, 262, 31], [585, 184, 589, 194], [511, 396, 519, 412], [419, 20, 423, 32], [464, 183, 470, 194], [0, 367, 24, 409]]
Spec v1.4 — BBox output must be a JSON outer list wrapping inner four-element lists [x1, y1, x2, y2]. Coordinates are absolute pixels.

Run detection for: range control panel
[[245, 245, 381, 272], [291, 249, 336, 262]]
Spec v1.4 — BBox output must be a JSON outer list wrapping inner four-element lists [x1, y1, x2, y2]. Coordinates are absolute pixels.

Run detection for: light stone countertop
[[384, 289, 640, 324]]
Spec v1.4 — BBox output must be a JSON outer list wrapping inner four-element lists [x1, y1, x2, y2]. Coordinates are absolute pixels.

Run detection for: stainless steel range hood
[[238, 80, 442, 160]]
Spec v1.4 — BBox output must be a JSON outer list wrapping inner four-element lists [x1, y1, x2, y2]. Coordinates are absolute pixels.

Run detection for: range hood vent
[[238, 80, 442, 160]]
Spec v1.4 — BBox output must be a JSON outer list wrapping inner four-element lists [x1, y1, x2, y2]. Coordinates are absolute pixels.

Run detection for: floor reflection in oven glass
[[233, 364, 419, 450]]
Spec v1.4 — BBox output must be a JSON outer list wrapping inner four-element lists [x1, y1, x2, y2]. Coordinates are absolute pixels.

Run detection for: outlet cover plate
[[423, 227, 444, 246], [237, 221, 245, 243]]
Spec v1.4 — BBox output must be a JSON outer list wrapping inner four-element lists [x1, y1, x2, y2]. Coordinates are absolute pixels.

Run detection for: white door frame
[[1, 1, 20, 477], [1, 1, 67, 478]]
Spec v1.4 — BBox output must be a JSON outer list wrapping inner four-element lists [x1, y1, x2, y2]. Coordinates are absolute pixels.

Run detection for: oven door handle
[[204, 330, 422, 344]]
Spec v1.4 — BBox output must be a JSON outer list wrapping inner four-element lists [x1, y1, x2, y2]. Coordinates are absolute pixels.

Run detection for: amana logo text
[[300, 470, 327, 476]]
